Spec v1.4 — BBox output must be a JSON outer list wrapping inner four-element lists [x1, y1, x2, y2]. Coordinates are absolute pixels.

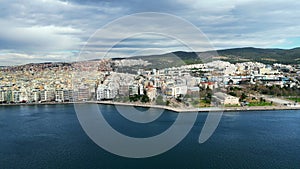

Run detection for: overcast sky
[[1, 0, 300, 66]]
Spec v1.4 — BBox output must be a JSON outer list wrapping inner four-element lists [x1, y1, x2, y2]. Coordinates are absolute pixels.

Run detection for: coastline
[[1, 101, 300, 113], [0, 102, 75, 106], [87, 101, 300, 113]]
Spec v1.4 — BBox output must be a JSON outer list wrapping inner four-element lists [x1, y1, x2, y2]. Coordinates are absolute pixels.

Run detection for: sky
[[0, 0, 300, 66]]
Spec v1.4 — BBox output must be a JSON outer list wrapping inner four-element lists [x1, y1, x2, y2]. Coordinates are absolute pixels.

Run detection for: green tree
[[204, 93, 212, 104], [129, 94, 140, 102], [156, 95, 165, 105], [228, 91, 237, 97], [240, 93, 247, 101], [141, 95, 150, 103]]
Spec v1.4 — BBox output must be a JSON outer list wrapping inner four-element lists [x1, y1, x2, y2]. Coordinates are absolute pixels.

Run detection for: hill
[[214, 47, 300, 64], [2, 47, 300, 69], [129, 47, 300, 69]]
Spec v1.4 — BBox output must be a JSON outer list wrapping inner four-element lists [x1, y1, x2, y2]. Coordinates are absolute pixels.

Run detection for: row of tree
[[129, 94, 150, 103], [252, 85, 300, 96]]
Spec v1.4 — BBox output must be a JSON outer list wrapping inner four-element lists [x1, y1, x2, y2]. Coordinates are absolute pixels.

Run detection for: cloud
[[0, 0, 126, 65], [0, 20, 83, 51], [0, 50, 77, 66], [77, 13, 216, 62], [1, 0, 300, 65]]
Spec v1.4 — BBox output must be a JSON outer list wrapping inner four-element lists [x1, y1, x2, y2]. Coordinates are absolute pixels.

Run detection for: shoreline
[[1, 101, 300, 113], [91, 101, 300, 113], [0, 102, 75, 106]]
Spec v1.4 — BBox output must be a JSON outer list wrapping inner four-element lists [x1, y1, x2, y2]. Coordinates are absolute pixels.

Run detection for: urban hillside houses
[[1, 59, 300, 108]]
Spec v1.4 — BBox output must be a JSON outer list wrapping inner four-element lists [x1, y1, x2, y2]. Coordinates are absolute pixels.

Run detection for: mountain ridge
[[2, 47, 300, 68], [130, 47, 300, 66]]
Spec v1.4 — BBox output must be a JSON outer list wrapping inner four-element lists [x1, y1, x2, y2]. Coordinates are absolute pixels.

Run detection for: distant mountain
[[130, 47, 300, 68], [2, 47, 300, 69], [214, 47, 300, 64], [128, 51, 201, 69]]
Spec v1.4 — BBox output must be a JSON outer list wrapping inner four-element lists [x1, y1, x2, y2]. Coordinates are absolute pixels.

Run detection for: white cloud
[[1, 0, 300, 65], [0, 50, 77, 66], [0, 20, 83, 51]]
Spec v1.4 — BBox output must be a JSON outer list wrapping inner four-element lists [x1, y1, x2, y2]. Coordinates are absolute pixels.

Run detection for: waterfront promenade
[[1, 101, 300, 113], [87, 101, 300, 113]]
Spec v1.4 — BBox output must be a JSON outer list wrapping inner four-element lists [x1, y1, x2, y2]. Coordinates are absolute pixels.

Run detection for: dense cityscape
[[1, 58, 300, 109]]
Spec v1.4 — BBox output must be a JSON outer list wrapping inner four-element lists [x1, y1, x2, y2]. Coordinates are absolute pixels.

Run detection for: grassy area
[[248, 102, 273, 106], [190, 100, 200, 107], [287, 98, 300, 102], [199, 99, 211, 107], [224, 104, 240, 107]]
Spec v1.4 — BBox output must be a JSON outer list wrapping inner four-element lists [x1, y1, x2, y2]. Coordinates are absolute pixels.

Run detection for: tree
[[259, 97, 265, 103], [141, 95, 150, 103], [206, 93, 212, 100], [129, 94, 140, 102], [156, 95, 165, 105], [240, 93, 247, 101], [228, 91, 237, 97], [204, 93, 212, 104], [176, 94, 184, 102]]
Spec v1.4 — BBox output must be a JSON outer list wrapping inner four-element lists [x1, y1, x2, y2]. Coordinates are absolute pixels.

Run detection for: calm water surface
[[0, 104, 300, 169]]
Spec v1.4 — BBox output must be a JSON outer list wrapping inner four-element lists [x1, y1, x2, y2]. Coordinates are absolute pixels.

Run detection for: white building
[[32, 90, 41, 102], [165, 85, 187, 98], [146, 87, 156, 101], [213, 92, 239, 105], [12, 91, 21, 103], [259, 67, 279, 75], [41, 90, 55, 102], [129, 84, 139, 96], [0, 90, 6, 102], [77, 87, 90, 101], [97, 84, 118, 100], [19, 88, 29, 102], [55, 89, 73, 102]]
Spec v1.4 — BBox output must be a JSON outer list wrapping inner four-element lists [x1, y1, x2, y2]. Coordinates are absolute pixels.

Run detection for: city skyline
[[2, 1, 300, 167]]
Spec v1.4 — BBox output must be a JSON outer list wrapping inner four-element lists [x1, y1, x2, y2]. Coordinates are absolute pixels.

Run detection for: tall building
[[55, 89, 74, 102], [32, 90, 41, 102], [129, 84, 139, 96], [146, 87, 156, 101], [78, 87, 90, 101], [66, 90, 74, 102], [41, 90, 55, 102], [55, 89, 64, 102], [0, 90, 7, 102], [165, 85, 187, 98], [97, 84, 118, 100], [12, 91, 21, 103], [6, 90, 12, 102], [119, 84, 129, 96]]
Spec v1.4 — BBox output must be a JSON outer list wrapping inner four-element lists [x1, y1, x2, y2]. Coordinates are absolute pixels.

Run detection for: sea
[[0, 104, 300, 169]]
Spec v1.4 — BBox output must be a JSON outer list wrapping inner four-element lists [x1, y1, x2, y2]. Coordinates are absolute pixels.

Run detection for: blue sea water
[[0, 104, 300, 169]]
